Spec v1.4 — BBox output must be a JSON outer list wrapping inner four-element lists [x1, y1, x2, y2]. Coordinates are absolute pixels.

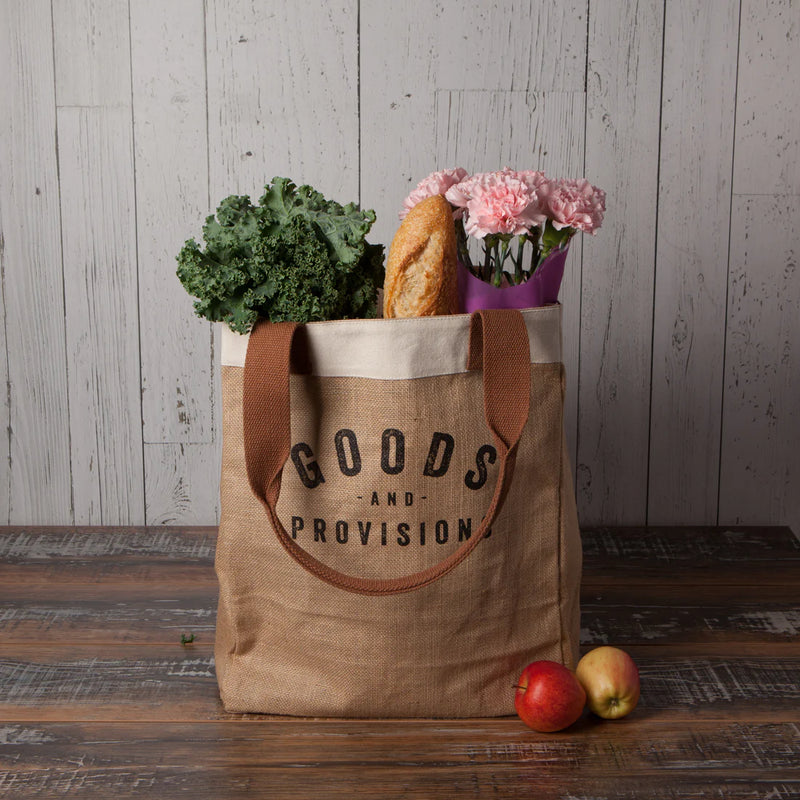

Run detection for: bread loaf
[[383, 194, 459, 318]]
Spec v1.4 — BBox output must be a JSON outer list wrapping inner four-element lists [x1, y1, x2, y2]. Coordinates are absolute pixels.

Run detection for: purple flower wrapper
[[457, 245, 569, 313]]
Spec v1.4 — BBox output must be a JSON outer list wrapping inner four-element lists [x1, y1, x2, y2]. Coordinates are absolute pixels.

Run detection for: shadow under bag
[[214, 306, 582, 717]]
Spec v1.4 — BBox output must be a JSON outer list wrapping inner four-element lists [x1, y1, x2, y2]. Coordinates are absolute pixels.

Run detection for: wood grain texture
[[54, 0, 144, 525], [648, 1, 739, 524], [0, 718, 797, 771], [581, 525, 800, 585], [56, 107, 144, 525], [131, 0, 214, 447], [144, 443, 219, 525], [0, 771, 797, 800], [0, 526, 216, 561], [52, 0, 131, 108], [582, 584, 800, 644], [719, 195, 800, 535], [0, 0, 73, 524], [733, 0, 800, 195], [434, 91, 585, 177], [4, 523, 796, 562], [578, 0, 663, 525], [0, 252, 6, 524], [2, 581, 799, 647], [360, 0, 587, 249], [0, 586, 217, 644], [0, 720, 798, 800], [205, 0, 359, 203], [0, 644, 219, 721], [433, 1, 587, 94], [0, 526, 216, 586], [0, 644, 798, 723]]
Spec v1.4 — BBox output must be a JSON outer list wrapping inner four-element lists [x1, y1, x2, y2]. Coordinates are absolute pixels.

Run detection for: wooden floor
[[0, 525, 798, 798]]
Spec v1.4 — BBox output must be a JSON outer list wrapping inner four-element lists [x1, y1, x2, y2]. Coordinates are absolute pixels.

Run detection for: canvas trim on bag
[[220, 304, 562, 376]]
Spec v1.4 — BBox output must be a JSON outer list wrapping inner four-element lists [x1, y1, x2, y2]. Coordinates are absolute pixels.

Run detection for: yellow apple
[[575, 646, 640, 719]]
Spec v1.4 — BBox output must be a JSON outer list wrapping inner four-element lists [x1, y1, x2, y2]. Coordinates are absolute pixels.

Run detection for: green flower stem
[[515, 236, 525, 284], [493, 239, 507, 287], [527, 226, 542, 278], [455, 219, 476, 276]]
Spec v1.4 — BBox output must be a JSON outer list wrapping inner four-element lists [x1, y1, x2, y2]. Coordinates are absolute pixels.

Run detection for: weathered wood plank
[[0, 645, 798, 722], [0, 588, 217, 644], [0, 0, 73, 524], [143, 443, 220, 525], [0, 525, 797, 586], [52, 0, 130, 108], [360, 0, 587, 250], [0, 768, 797, 800], [54, 0, 144, 525], [131, 0, 214, 450], [1, 581, 798, 645], [205, 0, 359, 204], [56, 106, 145, 525], [434, 91, 585, 178], [733, 0, 800, 195], [0, 256, 6, 523], [433, 2, 587, 95], [579, 0, 663, 525], [719, 195, 800, 537], [722, 1, 800, 538], [627, 649, 800, 726], [0, 644, 219, 721], [1, 718, 797, 770], [581, 525, 800, 585], [0, 527, 216, 561], [582, 584, 800, 645], [0, 527, 216, 586], [0, 720, 797, 800], [648, 1, 739, 524], [0, 561, 214, 588]]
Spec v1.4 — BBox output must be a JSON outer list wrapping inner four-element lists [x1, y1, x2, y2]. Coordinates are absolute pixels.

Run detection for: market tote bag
[[215, 306, 582, 717]]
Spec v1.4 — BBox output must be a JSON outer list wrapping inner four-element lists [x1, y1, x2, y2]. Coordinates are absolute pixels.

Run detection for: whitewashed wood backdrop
[[0, 0, 797, 531]]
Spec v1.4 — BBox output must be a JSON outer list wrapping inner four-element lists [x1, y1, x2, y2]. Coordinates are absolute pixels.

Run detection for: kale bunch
[[177, 177, 384, 333]]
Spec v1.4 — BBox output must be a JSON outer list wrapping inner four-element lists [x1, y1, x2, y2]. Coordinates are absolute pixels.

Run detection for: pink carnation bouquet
[[400, 167, 605, 288]]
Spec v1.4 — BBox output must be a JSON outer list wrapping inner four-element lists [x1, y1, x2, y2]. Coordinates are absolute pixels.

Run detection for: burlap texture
[[215, 331, 582, 717]]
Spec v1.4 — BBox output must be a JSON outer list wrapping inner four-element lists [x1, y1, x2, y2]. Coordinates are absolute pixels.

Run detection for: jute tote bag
[[215, 306, 581, 717]]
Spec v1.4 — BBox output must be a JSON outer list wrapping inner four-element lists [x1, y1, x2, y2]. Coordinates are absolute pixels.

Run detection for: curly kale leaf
[[258, 177, 378, 269], [176, 178, 384, 332]]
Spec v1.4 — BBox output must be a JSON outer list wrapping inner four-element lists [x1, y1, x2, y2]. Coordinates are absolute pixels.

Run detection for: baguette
[[383, 194, 459, 318]]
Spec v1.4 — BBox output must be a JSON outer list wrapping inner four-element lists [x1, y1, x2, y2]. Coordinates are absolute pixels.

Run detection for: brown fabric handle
[[243, 309, 531, 596]]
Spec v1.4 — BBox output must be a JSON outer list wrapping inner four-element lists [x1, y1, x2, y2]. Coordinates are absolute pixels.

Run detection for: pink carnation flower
[[502, 166, 549, 195], [447, 171, 546, 239], [502, 167, 550, 224], [445, 171, 497, 208], [399, 167, 469, 219], [545, 178, 606, 234]]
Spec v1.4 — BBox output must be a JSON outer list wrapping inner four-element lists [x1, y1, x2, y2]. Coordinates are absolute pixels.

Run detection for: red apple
[[514, 660, 586, 732], [575, 646, 640, 719]]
